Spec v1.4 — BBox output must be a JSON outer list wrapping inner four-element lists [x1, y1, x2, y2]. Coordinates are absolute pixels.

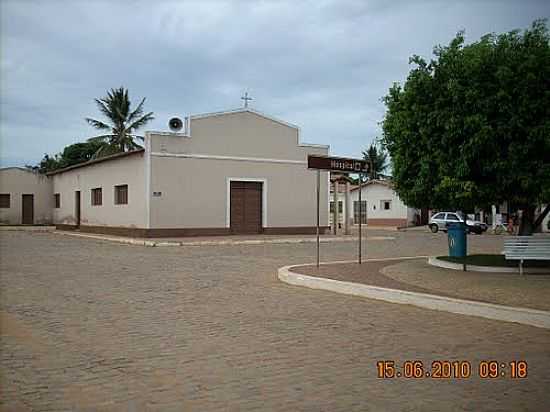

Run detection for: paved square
[[1, 231, 549, 411]]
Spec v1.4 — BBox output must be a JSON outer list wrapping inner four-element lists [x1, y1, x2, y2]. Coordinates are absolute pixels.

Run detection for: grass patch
[[438, 254, 550, 268]]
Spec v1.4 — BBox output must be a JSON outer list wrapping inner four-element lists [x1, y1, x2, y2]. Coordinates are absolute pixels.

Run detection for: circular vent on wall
[[169, 117, 183, 132]]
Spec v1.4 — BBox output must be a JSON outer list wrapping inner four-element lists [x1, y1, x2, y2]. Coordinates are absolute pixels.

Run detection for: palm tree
[[362, 142, 388, 180], [85, 87, 154, 157]]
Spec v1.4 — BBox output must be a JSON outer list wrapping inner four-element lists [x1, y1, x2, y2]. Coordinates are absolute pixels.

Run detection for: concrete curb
[[278, 261, 550, 330], [54, 231, 157, 246], [52, 230, 395, 247], [428, 256, 550, 274], [0, 225, 56, 232]]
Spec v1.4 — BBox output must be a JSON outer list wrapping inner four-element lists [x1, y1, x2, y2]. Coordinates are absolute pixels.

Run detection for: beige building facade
[[51, 151, 147, 234], [0, 167, 53, 225], [350, 180, 418, 228], [42, 108, 330, 237]]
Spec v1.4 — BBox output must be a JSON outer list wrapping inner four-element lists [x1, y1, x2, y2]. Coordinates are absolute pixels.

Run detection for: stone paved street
[[1, 231, 549, 411]]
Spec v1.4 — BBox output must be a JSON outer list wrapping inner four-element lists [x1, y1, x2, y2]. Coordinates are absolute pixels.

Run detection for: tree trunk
[[533, 204, 550, 231], [518, 206, 536, 235]]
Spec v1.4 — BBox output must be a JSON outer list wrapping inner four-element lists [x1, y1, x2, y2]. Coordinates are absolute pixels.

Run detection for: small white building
[[0, 167, 53, 225], [328, 178, 420, 230], [350, 180, 418, 228]]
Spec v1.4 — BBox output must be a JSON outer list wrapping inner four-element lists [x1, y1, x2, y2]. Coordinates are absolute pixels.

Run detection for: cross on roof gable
[[188, 108, 300, 130]]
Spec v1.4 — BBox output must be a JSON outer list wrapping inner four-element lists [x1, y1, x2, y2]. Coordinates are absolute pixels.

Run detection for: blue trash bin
[[447, 222, 467, 257]]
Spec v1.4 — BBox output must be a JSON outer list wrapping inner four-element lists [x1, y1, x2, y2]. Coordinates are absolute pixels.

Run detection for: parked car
[[429, 212, 488, 234]]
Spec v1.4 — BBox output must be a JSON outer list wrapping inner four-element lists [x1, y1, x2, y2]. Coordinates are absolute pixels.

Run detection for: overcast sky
[[1, 0, 548, 166]]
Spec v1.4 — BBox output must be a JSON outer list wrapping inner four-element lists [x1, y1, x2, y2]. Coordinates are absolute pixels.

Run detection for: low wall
[[367, 218, 408, 227]]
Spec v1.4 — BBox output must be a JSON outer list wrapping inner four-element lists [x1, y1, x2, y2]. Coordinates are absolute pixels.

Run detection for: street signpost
[[308, 155, 371, 267], [307, 155, 370, 174]]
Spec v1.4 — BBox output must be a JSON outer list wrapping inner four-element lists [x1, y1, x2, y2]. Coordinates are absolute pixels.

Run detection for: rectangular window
[[54, 193, 60, 208], [381, 200, 392, 210], [0, 193, 10, 208], [114, 184, 128, 205], [353, 200, 367, 224], [330, 201, 344, 214], [91, 188, 102, 206]]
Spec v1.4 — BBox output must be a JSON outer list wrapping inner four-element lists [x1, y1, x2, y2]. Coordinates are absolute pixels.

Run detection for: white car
[[429, 212, 488, 234]]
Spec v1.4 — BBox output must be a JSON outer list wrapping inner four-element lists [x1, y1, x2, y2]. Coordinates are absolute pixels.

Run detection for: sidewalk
[[280, 257, 550, 329], [53, 229, 395, 246], [382, 258, 550, 309], [0, 225, 55, 232], [397, 225, 429, 232]]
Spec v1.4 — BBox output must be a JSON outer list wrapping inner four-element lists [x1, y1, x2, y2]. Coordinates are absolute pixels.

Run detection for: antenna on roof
[[241, 91, 252, 108]]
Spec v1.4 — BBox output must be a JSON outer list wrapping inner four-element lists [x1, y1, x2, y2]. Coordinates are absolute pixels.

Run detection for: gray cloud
[[1, 0, 548, 165]]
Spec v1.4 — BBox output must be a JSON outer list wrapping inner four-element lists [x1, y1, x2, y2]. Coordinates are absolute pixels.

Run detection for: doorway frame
[[21, 194, 34, 224], [226, 178, 267, 229], [75, 190, 81, 227]]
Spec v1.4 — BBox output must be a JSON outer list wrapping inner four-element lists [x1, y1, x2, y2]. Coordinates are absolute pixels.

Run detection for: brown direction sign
[[307, 155, 370, 173]]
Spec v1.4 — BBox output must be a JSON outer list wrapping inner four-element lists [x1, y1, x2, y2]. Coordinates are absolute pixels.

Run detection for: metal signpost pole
[[307, 155, 370, 268], [358, 173, 362, 264], [365, 160, 372, 262], [316, 170, 320, 268]]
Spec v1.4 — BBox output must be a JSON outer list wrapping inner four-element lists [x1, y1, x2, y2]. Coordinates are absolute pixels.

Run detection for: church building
[[4, 108, 330, 237]]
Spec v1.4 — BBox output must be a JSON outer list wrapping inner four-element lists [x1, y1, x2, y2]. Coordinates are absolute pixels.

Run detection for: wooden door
[[75, 191, 81, 227], [21, 194, 34, 224], [230, 181, 262, 234]]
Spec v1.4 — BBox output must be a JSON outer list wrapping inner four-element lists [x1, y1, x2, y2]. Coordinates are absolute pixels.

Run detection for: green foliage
[[382, 20, 550, 214], [36, 154, 61, 173], [86, 87, 154, 156], [31, 140, 107, 173], [362, 141, 389, 180], [59, 141, 105, 165]]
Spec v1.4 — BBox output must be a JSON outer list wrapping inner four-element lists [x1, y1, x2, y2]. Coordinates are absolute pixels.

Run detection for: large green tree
[[382, 20, 550, 234], [86, 87, 154, 156], [58, 140, 105, 165]]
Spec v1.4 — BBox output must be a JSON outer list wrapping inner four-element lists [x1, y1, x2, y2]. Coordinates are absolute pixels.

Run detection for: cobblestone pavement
[[1, 231, 549, 411]]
